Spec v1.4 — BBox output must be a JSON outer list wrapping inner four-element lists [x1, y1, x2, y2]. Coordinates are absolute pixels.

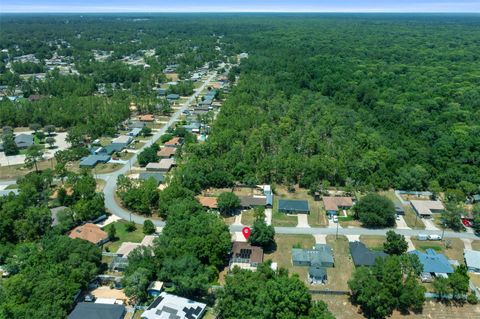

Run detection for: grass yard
[[93, 163, 123, 174], [411, 238, 465, 264], [360, 235, 386, 251], [272, 211, 298, 227], [274, 185, 327, 227], [0, 158, 56, 179], [103, 221, 145, 252], [313, 295, 480, 319], [222, 215, 236, 226], [241, 209, 255, 226], [265, 234, 314, 280], [320, 235, 355, 291], [5, 184, 18, 190], [472, 240, 480, 250]]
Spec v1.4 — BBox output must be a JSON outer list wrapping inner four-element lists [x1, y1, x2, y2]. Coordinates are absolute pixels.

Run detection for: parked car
[[428, 234, 442, 241], [396, 214, 401, 221], [417, 234, 428, 241], [333, 216, 338, 223], [462, 219, 473, 228]]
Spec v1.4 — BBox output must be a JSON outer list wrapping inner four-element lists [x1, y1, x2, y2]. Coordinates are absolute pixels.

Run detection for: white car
[[428, 234, 442, 241], [333, 216, 338, 223]]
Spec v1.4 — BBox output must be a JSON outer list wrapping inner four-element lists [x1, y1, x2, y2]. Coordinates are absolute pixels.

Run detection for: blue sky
[[1, 0, 479, 13]]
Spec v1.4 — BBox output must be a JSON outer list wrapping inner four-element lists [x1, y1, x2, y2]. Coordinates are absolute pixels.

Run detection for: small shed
[[278, 199, 310, 214], [464, 249, 480, 272], [147, 281, 164, 297], [166, 94, 180, 100]]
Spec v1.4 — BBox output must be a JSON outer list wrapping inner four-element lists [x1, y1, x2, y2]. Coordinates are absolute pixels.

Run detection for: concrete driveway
[[423, 219, 440, 231], [396, 216, 410, 229], [264, 208, 272, 226], [297, 214, 310, 228]]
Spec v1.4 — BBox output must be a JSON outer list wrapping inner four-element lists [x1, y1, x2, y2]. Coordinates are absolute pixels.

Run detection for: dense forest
[[177, 14, 480, 194]]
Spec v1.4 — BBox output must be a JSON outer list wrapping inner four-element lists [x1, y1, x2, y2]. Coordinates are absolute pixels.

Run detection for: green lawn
[[272, 211, 298, 227], [103, 221, 145, 252], [241, 209, 256, 226]]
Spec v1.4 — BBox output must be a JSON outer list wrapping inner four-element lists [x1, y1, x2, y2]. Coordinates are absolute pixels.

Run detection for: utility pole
[[336, 215, 339, 239]]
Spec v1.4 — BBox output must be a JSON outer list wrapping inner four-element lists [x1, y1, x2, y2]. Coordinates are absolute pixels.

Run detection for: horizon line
[[1, 11, 480, 14]]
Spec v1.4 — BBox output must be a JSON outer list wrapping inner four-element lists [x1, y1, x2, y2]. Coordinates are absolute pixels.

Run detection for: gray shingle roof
[[68, 303, 125, 319], [349, 241, 388, 267], [278, 199, 309, 213]]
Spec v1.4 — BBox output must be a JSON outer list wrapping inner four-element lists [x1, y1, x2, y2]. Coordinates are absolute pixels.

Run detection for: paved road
[[229, 225, 479, 240], [96, 72, 218, 226]]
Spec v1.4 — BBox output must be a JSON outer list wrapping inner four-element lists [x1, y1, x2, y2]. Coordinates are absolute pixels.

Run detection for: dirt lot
[[314, 295, 480, 319], [91, 286, 128, 303]]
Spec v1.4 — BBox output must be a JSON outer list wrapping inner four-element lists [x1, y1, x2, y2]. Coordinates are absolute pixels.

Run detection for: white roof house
[[112, 135, 132, 145], [141, 292, 206, 319], [146, 159, 176, 172], [464, 250, 480, 272], [410, 200, 445, 217]]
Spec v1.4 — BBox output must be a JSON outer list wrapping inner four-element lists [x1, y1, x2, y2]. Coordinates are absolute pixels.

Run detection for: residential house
[[79, 155, 111, 168], [112, 135, 132, 145], [239, 196, 267, 208], [464, 250, 480, 272], [98, 143, 127, 155], [157, 147, 177, 159], [230, 241, 264, 271], [116, 235, 157, 258], [410, 200, 445, 218], [164, 136, 183, 148], [128, 128, 142, 137], [129, 120, 146, 129], [278, 199, 310, 214], [146, 158, 175, 172], [322, 196, 353, 216], [139, 172, 165, 185], [197, 196, 218, 210], [409, 249, 454, 278], [138, 114, 155, 122], [158, 88, 167, 96], [69, 223, 109, 246], [263, 185, 273, 207], [141, 292, 206, 319], [68, 303, 125, 319], [183, 122, 201, 133], [292, 244, 334, 284], [166, 94, 180, 101], [349, 241, 388, 267], [14, 134, 34, 149]]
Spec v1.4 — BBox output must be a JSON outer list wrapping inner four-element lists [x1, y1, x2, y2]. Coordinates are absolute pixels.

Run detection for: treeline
[[0, 170, 105, 318], [0, 94, 129, 138], [178, 15, 480, 196]]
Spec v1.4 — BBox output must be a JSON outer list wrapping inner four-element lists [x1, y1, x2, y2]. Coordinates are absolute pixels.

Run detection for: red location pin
[[242, 227, 251, 240]]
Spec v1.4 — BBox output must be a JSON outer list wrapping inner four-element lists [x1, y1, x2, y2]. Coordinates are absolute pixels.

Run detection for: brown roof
[[157, 147, 177, 158], [239, 196, 267, 207], [231, 242, 264, 264], [164, 137, 183, 147], [323, 196, 353, 211], [69, 223, 108, 245], [198, 196, 218, 209], [138, 114, 154, 122]]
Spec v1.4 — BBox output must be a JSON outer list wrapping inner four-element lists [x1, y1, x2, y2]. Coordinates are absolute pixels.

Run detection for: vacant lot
[[103, 221, 145, 252], [313, 294, 480, 319]]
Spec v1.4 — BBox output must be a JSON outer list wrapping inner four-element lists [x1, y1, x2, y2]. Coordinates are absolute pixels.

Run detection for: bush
[[467, 292, 478, 304], [143, 220, 156, 235], [125, 221, 137, 232]]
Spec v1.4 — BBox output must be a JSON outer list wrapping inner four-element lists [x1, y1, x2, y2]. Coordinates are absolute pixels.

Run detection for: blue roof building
[[139, 172, 165, 185], [409, 249, 454, 275], [79, 155, 111, 168], [278, 199, 310, 214], [166, 94, 180, 100]]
